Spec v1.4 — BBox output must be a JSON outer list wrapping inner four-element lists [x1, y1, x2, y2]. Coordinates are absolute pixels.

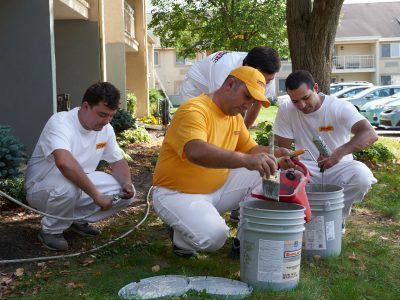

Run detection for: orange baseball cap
[[229, 66, 270, 108]]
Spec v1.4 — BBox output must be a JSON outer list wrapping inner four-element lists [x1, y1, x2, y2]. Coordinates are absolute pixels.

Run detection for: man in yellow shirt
[[153, 66, 290, 257]]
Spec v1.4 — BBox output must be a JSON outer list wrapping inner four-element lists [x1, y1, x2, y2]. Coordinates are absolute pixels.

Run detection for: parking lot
[[375, 128, 400, 137]]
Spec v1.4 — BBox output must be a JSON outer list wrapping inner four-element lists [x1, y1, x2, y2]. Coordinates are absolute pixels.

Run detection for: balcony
[[124, 1, 139, 51], [332, 55, 375, 72], [54, 0, 90, 20]]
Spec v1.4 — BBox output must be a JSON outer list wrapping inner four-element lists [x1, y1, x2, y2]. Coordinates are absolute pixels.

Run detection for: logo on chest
[[96, 142, 107, 150], [319, 126, 334, 132]]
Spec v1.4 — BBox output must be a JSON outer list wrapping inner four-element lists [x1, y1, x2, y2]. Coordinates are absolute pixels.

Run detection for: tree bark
[[286, 0, 344, 94]]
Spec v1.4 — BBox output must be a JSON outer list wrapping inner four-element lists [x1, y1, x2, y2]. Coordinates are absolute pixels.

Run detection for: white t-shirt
[[182, 50, 275, 101], [273, 94, 365, 162], [25, 107, 122, 190]]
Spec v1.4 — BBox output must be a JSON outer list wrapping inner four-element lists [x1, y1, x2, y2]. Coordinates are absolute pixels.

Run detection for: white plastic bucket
[[303, 184, 344, 258], [239, 200, 305, 291]]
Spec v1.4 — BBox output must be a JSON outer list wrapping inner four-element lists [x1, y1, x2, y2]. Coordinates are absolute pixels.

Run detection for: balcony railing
[[124, 1, 135, 39], [332, 55, 375, 70]]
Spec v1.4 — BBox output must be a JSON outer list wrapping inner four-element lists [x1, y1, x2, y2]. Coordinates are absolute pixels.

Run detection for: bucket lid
[[118, 275, 190, 299], [189, 276, 253, 298]]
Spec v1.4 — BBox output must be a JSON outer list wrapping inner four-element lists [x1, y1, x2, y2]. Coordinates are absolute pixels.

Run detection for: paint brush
[[262, 133, 280, 201]]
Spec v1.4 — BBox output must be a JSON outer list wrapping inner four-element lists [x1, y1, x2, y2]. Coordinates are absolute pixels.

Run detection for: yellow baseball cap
[[229, 66, 270, 108]]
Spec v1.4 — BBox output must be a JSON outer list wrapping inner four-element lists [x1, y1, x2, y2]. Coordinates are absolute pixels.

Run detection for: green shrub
[[0, 125, 27, 179], [354, 142, 396, 167], [126, 92, 137, 116], [110, 109, 136, 135], [0, 176, 26, 209], [254, 121, 274, 146], [117, 127, 152, 149], [149, 88, 164, 115]]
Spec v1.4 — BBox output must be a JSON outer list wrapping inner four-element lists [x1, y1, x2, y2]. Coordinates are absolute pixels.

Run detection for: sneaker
[[69, 223, 101, 237], [38, 231, 68, 251], [229, 208, 240, 222], [168, 227, 197, 258], [231, 237, 240, 256]]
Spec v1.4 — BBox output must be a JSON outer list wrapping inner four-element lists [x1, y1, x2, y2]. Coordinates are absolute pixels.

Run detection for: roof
[[336, 2, 400, 38]]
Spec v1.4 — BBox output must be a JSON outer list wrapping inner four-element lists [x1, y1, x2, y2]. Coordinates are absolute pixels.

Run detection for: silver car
[[345, 85, 400, 111], [330, 81, 373, 94], [379, 99, 400, 129], [332, 86, 371, 99]]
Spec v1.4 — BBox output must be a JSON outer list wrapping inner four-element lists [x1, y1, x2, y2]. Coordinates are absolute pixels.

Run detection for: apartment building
[[0, 0, 149, 154], [276, 1, 400, 93]]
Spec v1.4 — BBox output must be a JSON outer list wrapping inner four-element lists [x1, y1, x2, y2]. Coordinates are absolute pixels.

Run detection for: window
[[154, 51, 159, 66], [381, 75, 400, 85], [381, 76, 391, 85], [380, 43, 400, 58]]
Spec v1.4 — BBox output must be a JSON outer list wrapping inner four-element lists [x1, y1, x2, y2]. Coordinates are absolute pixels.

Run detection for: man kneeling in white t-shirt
[[273, 70, 378, 230], [25, 82, 135, 251]]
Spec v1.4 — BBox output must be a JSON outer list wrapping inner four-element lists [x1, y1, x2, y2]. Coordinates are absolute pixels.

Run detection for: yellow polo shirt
[[153, 94, 257, 194]]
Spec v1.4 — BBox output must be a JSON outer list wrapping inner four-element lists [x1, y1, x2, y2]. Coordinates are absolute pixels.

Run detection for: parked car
[[330, 81, 373, 94], [344, 85, 400, 111], [379, 99, 400, 129], [332, 86, 371, 98], [359, 93, 400, 126]]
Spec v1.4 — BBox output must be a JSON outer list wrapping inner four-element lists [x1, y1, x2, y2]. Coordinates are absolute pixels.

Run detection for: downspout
[[98, 0, 107, 80]]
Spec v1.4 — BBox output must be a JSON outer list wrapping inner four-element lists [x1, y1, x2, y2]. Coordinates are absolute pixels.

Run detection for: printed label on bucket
[[257, 239, 302, 283], [304, 216, 326, 250], [326, 220, 335, 241]]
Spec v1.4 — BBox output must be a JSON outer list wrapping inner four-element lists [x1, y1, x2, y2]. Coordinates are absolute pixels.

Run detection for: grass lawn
[[6, 165, 400, 299], [3, 114, 400, 299], [256, 105, 278, 124]]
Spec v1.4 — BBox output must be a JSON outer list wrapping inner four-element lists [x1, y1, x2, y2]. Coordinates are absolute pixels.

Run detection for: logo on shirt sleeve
[[233, 130, 240, 135], [319, 126, 334, 132], [96, 142, 107, 149]]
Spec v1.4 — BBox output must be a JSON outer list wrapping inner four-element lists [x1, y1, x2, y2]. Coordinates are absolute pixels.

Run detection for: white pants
[[302, 159, 377, 218], [153, 168, 261, 252], [26, 171, 134, 234]]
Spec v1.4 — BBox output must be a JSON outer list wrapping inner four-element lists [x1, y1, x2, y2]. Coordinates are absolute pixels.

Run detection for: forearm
[[186, 141, 248, 169], [335, 120, 378, 157], [336, 130, 378, 157], [57, 160, 100, 199], [110, 159, 132, 187]]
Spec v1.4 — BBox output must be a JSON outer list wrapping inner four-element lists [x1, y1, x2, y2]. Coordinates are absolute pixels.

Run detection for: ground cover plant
[[1, 131, 399, 299]]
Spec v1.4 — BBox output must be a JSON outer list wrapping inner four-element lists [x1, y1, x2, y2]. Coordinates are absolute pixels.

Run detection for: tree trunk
[[286, 0, 344, 94]]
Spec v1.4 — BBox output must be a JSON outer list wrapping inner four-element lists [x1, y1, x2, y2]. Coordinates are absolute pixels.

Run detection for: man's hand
[[317, 149, 343, 172], [121, 183, 135, 198], [277, 156, 296, 170], [244, 153, 277, 178], [93, 194, 113, 211]]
